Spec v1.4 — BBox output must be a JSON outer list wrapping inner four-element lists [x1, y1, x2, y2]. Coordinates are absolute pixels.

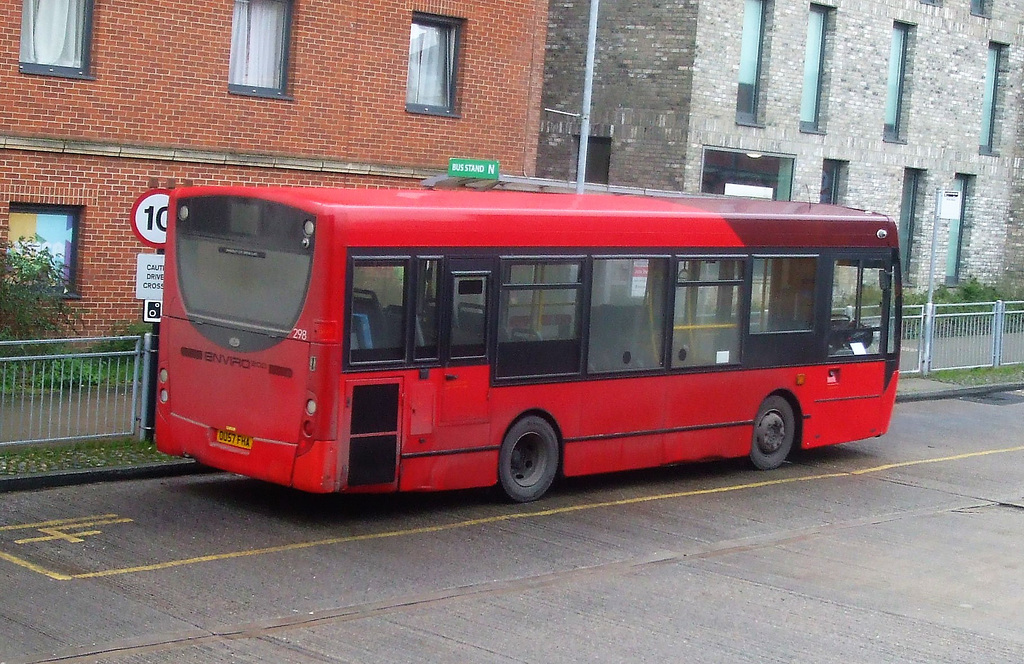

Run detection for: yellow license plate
[[216, 429, 253, 450]]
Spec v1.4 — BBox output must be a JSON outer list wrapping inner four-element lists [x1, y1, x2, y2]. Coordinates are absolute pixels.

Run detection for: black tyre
[[750, 395, 796, 470], [498, 415, 560, 502]]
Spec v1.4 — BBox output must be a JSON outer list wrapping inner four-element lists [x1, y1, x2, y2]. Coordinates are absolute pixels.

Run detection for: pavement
[[2, 376, 1022, 494], [894, 375, 1024, 402]]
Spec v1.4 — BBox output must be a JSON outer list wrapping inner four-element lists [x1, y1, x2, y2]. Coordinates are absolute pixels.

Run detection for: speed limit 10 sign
[[130, 189, 171, 248]]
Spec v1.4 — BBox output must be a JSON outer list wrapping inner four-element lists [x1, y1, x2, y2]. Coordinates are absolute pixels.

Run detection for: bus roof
[[173, 187, 898, 251]]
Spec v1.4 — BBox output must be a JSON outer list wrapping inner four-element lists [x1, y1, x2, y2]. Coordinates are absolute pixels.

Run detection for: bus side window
[[588, 258, 668, 373], [415, 259, 440, 360], [496, 260, 582, 377], [750, 257, 817, 333], [672, 258, 743, 367], [350, 262, 407, 363], [451, 275, 488, 358], [829, 258, 885, 356]]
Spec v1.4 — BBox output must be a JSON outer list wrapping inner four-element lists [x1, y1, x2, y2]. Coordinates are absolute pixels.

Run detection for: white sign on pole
[[939, 190, 962, 220], [135, 253, 165, 301]]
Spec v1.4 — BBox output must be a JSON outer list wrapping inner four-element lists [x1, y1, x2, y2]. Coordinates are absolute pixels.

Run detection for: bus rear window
[[176, 196, 315, 345]]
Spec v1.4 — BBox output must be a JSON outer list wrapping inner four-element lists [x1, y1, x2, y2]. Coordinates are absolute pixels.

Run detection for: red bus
[[155, 187, 901, 502]]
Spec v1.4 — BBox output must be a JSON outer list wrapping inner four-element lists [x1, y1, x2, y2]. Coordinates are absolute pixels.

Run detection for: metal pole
[[994, 300, 1004, 368], [922, 188, 942, 375], [575, 0, 600, 194], [139, 332, 154, 441]]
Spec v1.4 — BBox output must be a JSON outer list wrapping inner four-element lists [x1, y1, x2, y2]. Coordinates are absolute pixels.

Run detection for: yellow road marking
[[0, 514, 124, 532], [0, 550, 73, 581], [4, 445, 1024, 581]]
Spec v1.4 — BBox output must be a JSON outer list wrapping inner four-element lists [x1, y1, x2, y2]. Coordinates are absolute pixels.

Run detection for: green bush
[[904, 277, 1015, 306], [0, 238, 78, 341]]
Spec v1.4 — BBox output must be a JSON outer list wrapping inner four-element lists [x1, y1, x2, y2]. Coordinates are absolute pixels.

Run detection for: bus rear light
[[306, 399, 317, 415], [160, 389, 169, 403], [159, 368, 168, 383], [302, 420, 314, 437]]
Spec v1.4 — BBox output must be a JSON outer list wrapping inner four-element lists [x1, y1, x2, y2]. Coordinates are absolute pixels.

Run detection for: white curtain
[[20, 0, 86, 67], [229, 0, 287, 89], [407, 22, 453, 107]]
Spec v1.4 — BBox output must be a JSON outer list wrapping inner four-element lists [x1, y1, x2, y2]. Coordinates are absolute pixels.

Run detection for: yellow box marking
[[2, 514, 133, 544], [0, 514, 134, 581]]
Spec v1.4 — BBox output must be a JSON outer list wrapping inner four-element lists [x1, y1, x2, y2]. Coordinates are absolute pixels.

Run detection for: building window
[[820, 159, 845, 204], [945, 174, 971, 286], [898, 168, 923, 281], [228, 0, 292, 97], [701, 148, 794, 201], [407, 13, 461, 116], [884, 22, 911, 142], [736, 0, 769, 125], [980, 42, 1004, 155], [19, 0, 93, 78], [8, 204, 81, 294], [575, 136, 612, 185], [800, 4, 829, 133], [971, 0, 990, 17]]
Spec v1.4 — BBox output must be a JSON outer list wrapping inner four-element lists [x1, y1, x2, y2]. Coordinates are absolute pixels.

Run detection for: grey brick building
[[538, 0, 1024, 290]]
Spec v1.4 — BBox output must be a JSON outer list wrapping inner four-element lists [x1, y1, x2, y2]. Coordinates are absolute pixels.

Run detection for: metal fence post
[[993, 300, 1005, 368], [138, 332, 155, 441]]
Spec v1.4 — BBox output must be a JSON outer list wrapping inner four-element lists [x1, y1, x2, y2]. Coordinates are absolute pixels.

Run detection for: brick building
[[1, 0, 548, 334], [539, 0, 1024, 290]]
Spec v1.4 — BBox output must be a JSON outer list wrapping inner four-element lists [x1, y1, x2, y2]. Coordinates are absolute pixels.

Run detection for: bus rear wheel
[[498, 416, 559, 503], [750, 396, 795, 470]]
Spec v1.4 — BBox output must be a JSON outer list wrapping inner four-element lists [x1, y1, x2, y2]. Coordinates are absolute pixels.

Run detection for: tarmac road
[[2, 392, 1024, 663]]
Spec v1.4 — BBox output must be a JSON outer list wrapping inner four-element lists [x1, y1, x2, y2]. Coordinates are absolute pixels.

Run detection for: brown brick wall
[[2, 0, 548, 173], [1, 0, 549, 334]]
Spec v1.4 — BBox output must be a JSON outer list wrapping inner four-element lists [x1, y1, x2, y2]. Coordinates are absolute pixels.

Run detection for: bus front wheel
[[498, 416, 559, 503], [750, 396, 795, 470]]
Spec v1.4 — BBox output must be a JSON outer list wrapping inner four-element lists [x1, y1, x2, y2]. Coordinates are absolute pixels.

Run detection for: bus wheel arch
[[497, 411, 562, 503], [750, 391, 802, 470]]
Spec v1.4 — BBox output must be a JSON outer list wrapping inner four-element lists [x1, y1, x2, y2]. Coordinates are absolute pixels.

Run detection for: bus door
[[436, 259, 493, 447], [811, 253, 896, 447]]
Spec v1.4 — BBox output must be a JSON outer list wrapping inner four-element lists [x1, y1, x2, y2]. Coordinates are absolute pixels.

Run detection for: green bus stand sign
[[448, 157, 500, 180]]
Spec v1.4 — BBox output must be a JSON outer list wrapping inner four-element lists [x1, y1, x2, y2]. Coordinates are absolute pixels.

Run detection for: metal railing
[[0, 336, 143, 447], [904, 300, 1024, 375], [2, 303, 1022, 447]]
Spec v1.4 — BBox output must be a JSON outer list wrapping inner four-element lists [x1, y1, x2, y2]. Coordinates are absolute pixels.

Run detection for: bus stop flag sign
[[448, 158, 499, 180]]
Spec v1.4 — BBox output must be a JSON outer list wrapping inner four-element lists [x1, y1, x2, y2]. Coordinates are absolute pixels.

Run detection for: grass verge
[[0, 437, 177, 476], [928, 364, 1024, 386]]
